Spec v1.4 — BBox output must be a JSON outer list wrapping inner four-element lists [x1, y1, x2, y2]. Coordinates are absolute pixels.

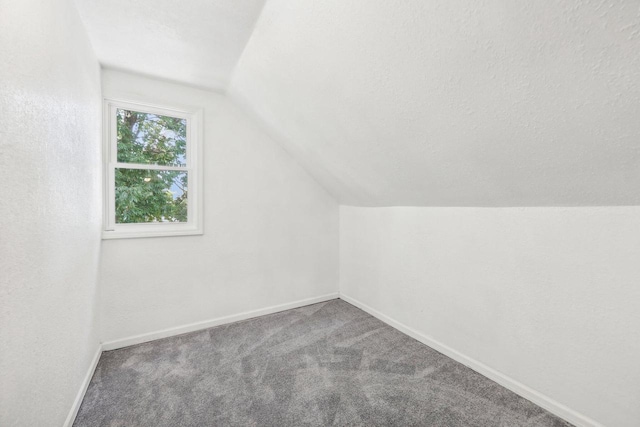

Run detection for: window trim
[[102, 99, 204, 239]]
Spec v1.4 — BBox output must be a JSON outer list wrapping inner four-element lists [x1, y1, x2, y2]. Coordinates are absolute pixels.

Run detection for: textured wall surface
[[340, 206, 640, 427], [0, 0, 102, 425], [232, 0, 640, 206], [99, 70, 338, 343], [75, 0, 266, 90]]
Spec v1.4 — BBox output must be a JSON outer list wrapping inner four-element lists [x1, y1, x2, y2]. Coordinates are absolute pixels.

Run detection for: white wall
[[99, 70, 338, 343], [340, 206, 640, 427], [0, 0, 102, 425]]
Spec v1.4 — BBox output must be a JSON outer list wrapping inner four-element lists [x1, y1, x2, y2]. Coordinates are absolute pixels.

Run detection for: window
[[102, 100, 203, 239]]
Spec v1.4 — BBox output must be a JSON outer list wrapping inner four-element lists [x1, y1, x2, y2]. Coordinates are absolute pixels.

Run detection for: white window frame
[[102, 99, 204, 239]]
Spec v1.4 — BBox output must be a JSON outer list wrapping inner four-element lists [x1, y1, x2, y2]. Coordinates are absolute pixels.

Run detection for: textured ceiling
[[76, 0, 640, 206], [75, 0, 265, 89], [230, 0, 640, 206]]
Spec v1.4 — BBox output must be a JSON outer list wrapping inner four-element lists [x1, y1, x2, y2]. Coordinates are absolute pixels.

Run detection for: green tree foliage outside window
[[115, 109, 188, 224]]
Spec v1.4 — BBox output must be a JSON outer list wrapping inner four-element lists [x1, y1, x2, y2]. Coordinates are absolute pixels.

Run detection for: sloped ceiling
[[230, 0, 640, 206], [76, 1, 640, 206], [75, 0, 265, 90]]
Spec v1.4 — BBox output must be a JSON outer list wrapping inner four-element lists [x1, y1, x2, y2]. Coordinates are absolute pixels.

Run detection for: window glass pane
[[115, 168, 188, 224], [116, 109, 187, 166]]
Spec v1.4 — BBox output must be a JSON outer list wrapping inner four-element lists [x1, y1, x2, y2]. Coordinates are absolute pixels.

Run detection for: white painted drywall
[[0, 0, 102, 425], [340, 206, 640, 427], [99, 70, 338, 343], [75, 0, 266, 90], [231, 0, 640, 206]]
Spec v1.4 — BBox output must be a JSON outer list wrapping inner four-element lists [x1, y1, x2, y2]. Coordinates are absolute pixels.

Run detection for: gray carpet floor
[[74, 299, 573, 426]]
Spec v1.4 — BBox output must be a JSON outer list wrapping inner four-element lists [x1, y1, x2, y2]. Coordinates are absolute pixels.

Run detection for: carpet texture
[[74, 299, 573, 426]]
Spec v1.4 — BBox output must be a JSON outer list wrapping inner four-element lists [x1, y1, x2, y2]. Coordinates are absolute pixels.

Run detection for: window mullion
[[113, 162, 188, 172]]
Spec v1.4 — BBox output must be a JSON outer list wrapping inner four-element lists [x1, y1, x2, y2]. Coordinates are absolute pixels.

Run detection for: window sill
[[102, 228, 203, 240]]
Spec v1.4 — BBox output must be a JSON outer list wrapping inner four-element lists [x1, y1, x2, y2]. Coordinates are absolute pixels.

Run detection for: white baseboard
[[339, 294, 604, 427], [63, 344, 102, 427], [101, 293, 340, 351]]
